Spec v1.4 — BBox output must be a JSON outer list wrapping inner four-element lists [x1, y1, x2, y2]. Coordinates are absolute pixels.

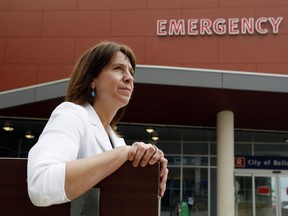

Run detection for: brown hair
[[65, 41, 136, 129]]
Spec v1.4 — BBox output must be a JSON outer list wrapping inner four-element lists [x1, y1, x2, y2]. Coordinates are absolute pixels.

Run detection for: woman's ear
[[91, 78, 96, 89]]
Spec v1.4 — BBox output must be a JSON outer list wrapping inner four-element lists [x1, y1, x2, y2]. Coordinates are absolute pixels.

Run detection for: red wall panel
[[145, 37, 218, 65], [219, 0, 288, 8], [0, 38, 5, 63], [111, 10, 182, 37], [6, 38, 75, 64], [218, 35, 288, 63], [0, 0, 9, 10], [258, 64, 288, 74], [182, 8, 256, 20], [38, 64, 73, 84], [0, 0, 287, 91], [147, 0, 218, 9], [0, 12, 42, 36], [10, 0, 77, 10], [42, 11, 111, 37], [0, 65, 38, 91], [78, 0, 147, 10]]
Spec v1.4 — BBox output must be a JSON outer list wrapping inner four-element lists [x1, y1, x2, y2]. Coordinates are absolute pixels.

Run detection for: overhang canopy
[[1, 65, 288, 131]]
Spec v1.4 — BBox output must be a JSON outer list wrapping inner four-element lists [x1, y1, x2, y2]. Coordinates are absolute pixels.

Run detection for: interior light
[[284, 138, 288, 143], [25, 133, 35, 139], [146, 128, 155, 133], [2, 126, 14, 132], [151, 136, 159, 141]]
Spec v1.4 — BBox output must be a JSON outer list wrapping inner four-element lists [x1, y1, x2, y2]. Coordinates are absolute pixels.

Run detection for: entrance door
[[235, 170, 288, 216]]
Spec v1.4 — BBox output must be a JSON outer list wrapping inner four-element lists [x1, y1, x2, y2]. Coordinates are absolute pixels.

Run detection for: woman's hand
[[128, 142, 168, 197]]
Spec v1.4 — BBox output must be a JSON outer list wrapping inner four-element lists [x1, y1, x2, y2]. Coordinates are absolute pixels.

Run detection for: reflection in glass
[[183, 168, 208, 216], [182, 156, 208, 166], [255, 144, 288, 157], [235, 143, 252, 156], [161, 167, 180, 214], [279, 176, 288, 216], [166, 156, 181, 166], [255, 176, 276, 216], [183, 142, 208, 155], [235, 176, 253, 216]]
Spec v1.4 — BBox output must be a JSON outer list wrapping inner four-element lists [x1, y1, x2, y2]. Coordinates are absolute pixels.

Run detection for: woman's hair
[[65, 41, 136, 129]]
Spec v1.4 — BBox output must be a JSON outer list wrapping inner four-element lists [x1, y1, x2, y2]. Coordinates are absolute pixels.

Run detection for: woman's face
[[92, 51, 134, 110]]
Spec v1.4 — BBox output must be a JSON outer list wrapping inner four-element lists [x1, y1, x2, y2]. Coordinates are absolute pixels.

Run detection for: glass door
[[235, 171, 288, 216], [279, 175, 288, 216], [235, 175, 253, 216], [254, 176, 276, 216]]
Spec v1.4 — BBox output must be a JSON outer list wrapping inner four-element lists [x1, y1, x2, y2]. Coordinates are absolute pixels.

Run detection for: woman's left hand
[[128, 142, 168, 197]]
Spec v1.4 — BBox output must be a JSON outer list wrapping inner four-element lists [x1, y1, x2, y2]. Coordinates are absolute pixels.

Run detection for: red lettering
[[228, 18, 239, 35], [200, 19, 212, 35], [255, 17, 268, 34], [168, 19, 185, 35], [241, 18, 254, 34], [268, 17, 283, 34], [157, 20, 167, 36], [213, 18, 226, 35], [156, 17, 283, 36], [235, 157, 245, 168], [188, 19, 198, 35]]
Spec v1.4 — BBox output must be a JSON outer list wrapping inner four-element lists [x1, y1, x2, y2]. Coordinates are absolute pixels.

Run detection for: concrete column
[[217, 111, 234, 216]]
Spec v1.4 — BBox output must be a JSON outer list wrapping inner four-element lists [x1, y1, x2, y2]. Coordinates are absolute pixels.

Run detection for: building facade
[[1, 0, 288, 215]]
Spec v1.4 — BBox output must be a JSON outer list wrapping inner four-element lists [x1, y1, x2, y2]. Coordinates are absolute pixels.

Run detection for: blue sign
[[235, 156, 288, 170]]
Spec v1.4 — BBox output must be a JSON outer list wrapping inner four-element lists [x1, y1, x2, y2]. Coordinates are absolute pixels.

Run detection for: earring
[[91, 89, 96, 97]]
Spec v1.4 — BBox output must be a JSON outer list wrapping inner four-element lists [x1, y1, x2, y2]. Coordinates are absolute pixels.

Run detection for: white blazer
[[27, 102, 126, 207]]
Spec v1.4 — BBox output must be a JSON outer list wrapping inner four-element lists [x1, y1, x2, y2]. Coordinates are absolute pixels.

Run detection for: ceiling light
[[151, 136, 159, 141], [2, 126, 14, 132], [146, 128, 155, 133], [284, 138, 288, 143], [25, 134, 35, 139], [25, 131, 35, 139]]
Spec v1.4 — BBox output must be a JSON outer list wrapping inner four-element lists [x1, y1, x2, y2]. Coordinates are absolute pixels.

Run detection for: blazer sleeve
[[27, 102, 87, 207]]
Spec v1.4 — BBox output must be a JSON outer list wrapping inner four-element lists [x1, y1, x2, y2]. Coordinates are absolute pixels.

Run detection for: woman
[[27, 41, 168, 207]]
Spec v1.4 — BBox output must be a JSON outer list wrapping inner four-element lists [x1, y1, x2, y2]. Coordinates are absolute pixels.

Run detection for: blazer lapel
[[83, 103, 112, 152], [108, 127, 126, 148]]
